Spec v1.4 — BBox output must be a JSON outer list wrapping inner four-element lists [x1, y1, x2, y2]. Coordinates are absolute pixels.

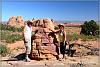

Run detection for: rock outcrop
[[31, 18, 58, 60], [16, 16, 24, 26], [7, 16, 24, 27], [7, 16, 17, 26], [31, 18, 55, 31], [7, 17, 57, 59]]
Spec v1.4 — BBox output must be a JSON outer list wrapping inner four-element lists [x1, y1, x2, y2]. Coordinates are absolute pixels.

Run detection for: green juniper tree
[[80, 20, 99, 36]]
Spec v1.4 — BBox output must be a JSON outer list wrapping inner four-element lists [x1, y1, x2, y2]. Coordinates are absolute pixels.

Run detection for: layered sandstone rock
[[31, 18, 57, 60]]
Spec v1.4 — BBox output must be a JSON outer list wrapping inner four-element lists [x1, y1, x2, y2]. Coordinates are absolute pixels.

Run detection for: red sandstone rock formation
[[16, 16, 24, 26], [7, 16, 24, 27], [7, 16, 17, 26], [31, 18, 57, 59]]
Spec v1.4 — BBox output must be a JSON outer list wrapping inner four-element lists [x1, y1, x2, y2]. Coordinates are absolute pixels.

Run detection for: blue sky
[[2, 0, 99, 22]]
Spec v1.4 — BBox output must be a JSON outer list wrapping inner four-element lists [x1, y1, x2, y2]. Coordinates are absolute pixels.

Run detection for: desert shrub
[[0, 31, 11, 40], [0, 23, 23, 32], [0, 23, 23, 43], [0, 23, 15, 32], [17, 27, 23, 32], [6, 34, 23, 43], [1, 31, 23, 43], [66, 33, 99, 41], [0, 45, 11, 57], [67, 33, 79, 41], [80, 34, 98, 41], [80, 20, 99, 36]]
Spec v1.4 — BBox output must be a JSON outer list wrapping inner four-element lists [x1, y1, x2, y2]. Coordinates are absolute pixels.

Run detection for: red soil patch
[[7, 41, 24, 50]]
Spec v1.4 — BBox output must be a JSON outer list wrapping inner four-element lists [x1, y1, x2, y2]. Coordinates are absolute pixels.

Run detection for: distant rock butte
[[7, 16, 24, 27]]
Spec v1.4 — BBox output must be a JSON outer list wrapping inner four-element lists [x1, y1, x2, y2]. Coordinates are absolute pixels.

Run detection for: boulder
[[30, 18, 58, 59]]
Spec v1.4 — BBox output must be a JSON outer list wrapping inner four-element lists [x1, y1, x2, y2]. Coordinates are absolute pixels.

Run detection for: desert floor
[[0, 41, 100, 67]]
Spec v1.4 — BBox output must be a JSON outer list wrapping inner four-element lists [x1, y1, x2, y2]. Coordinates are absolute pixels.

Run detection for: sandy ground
[[1, 55, 99, 67], [0, 40, 100, 67]]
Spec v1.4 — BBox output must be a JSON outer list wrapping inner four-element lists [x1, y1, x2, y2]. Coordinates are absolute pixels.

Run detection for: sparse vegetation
[[0, 23, 23, 43], [0, 23, 23, 32], [1, 31, 23, 43], [0, 44, 11, 57], [66, 33, 99, 41], [80, 34, 99, 41], [67, 33, 79, 41]]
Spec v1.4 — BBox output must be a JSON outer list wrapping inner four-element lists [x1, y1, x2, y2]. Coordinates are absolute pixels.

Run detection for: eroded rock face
[[7, 16, 17, 26], [7, 16, 24, 27], [31, 18, 57, 59], [17, 16, 23, 23], [16, 16, 24, 26], [7, 17, 57, 59], [43, 18, 54, 31], [31, 18, 54, 31]]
